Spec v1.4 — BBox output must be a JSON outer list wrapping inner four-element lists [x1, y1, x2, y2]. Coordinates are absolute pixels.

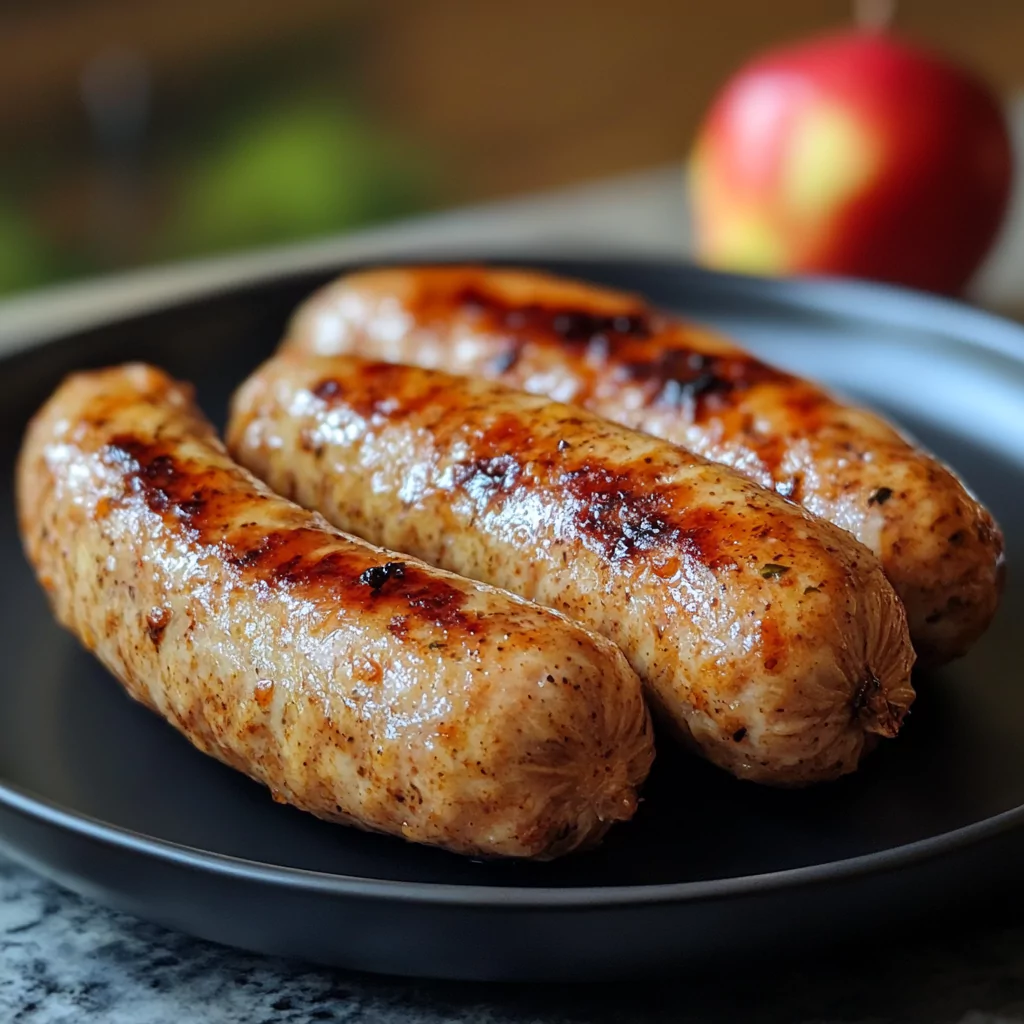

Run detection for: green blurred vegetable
[[160, 103, 435, 258], [0, 203, 58, 295]]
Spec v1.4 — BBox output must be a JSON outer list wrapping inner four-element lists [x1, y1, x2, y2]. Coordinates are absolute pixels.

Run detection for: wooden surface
[[1, 1, 1023, 201], [0, 0, 358, 131], [362, 0, 1024, 198]]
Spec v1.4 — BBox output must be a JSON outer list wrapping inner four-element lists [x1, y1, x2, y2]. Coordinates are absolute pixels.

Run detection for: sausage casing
[[17, 363, 653, 858], [229, 354, 915, 786], [283, 265, 1004, 664]]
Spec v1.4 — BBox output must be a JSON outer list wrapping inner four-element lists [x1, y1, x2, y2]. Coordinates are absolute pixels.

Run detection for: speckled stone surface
[[4, 856, 1024, 1024]]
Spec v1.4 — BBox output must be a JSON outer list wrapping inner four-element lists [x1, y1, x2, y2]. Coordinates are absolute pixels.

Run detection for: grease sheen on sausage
[[228, 353, 915, 786], [283, 265, 1004, 665], [17, 364, 653, 858]]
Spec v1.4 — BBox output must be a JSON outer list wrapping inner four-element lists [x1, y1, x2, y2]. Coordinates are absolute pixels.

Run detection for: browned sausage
[[229, 353, 915, 786], [283, 265, 1004, 665], [17, 363, 653, 858]]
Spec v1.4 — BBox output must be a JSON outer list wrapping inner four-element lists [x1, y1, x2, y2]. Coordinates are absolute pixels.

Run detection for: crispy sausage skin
[[284, 266, 1004, 665], [228, 354, 915, 786], [16, 364, 653, 858]]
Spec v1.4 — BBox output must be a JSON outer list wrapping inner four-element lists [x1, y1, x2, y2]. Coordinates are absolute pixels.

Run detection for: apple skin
[[689, 32, 1014, 294]]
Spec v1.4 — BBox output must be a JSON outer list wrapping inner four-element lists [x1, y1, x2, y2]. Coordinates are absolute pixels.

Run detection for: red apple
[[688, 31, 1013, 294]]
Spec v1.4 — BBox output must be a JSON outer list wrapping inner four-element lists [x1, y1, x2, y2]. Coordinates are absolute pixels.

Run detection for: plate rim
[[5, 248, 1024, 365], [5, 251, 1024, 910], [2, 776, 1024, 908]]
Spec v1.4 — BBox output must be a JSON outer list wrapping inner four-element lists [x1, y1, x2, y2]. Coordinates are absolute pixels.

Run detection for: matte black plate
[[0, 256, 1022, 980]]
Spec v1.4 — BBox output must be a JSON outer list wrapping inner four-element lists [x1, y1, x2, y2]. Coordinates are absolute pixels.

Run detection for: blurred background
[[0, 0, 1020, 297]]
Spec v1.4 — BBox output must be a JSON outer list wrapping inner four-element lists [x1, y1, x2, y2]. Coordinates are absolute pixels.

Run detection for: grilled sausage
[[283, 265, 1004, 665], [228, 354, 915, 786], [16, 363, 653, 858]]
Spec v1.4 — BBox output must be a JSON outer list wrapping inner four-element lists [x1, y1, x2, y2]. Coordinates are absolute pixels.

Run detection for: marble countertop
[[4, 853, 1024, 1024]]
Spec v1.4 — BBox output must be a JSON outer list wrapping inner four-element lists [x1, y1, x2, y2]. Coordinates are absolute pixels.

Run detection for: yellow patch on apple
[[688, 153, 788, 273], [704, 212, 789, 273], [782, 104, 880, 222]]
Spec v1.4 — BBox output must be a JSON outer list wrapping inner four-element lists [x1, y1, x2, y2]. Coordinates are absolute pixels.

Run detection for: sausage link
[[284, 265, 1004, 665], [228, 354, 915, 786], [17, 363, 653, 858]]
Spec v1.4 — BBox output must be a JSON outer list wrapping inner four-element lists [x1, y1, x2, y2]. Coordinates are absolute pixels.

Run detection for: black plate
[[0, 256, 1022, 981]]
